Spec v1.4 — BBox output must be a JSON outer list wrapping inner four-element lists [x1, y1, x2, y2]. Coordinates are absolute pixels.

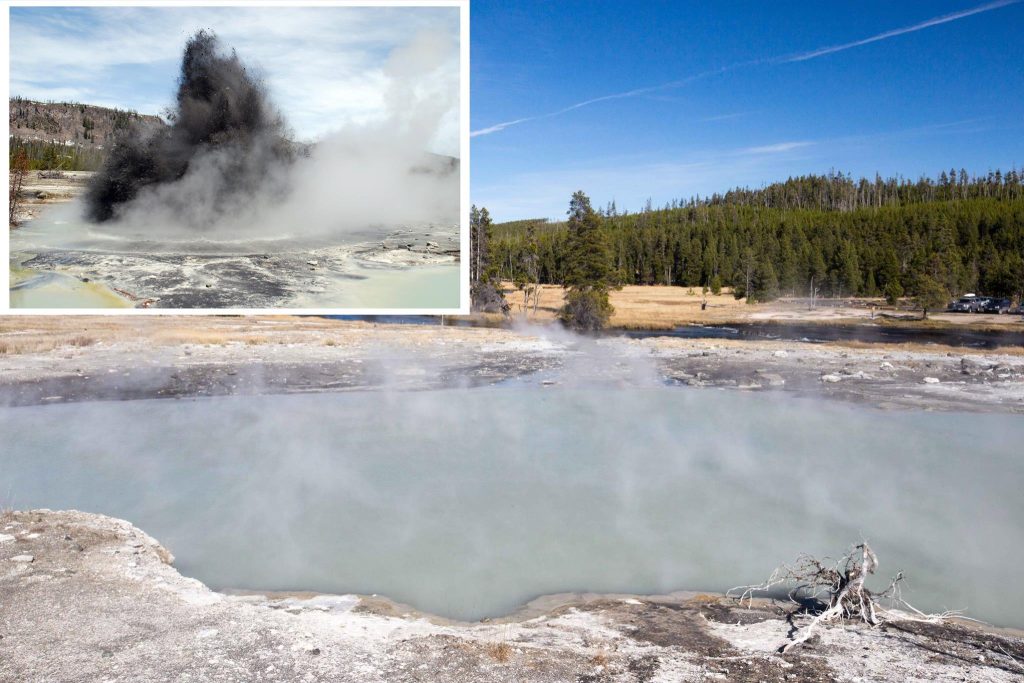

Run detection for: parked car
[[948, 295, 984, 312], [971, 296, 993, 312], [948, 296, 976, 312], [982, 298, 1012, 314]]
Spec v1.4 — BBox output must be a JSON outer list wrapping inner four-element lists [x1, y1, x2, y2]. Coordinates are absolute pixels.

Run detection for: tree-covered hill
[[9, 97, 165, 171], [488, 171, 1024, 304]]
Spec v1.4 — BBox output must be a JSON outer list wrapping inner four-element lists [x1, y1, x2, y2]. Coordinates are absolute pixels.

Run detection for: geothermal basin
[[4, 383, 1023, 627], [10, 202, 460, 308]]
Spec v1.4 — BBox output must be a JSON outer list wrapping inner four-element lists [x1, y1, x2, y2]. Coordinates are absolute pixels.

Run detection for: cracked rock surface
[[1, 318, 1021, 412]]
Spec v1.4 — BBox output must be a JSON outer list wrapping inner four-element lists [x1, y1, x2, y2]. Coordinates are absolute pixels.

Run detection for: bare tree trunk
[[9, 151, 29, 226]]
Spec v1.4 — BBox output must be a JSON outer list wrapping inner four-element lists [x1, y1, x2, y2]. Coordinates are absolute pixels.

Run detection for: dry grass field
[[499, 283, 747, 328], [0, 316, 343, 354], [495, 283, 1024, 330], [0, 315, 506, 356], [0, 285, 1019, 358]]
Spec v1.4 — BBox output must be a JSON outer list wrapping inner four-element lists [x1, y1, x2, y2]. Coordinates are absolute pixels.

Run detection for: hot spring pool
[[3, 388, 1022, 626], [9, 202, 460, 309]]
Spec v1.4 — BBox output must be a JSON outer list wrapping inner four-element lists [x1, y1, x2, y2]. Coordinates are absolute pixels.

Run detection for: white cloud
[[741, 141, 814, 154], [9, 6, 460, 152], [700, 112, 748, 123]]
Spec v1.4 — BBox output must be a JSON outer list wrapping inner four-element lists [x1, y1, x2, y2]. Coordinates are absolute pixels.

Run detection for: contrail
[[471, 70, 727, 138], [773, 0, 1019, 63], [472, 0, 1019, 138]]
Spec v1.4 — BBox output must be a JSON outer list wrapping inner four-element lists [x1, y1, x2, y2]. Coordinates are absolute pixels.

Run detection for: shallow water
[[10, 264, 133, 308], [3, 388, 1022, 626]]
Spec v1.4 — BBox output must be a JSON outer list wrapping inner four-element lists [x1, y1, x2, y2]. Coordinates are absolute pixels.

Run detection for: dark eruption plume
[[85, 30, 295, 225]]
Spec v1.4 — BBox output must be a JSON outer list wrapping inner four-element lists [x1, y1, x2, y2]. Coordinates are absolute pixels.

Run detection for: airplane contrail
[[472, 0, 1019, 138], [471, 69, 729, 137], [773, 0, 1019, 63]]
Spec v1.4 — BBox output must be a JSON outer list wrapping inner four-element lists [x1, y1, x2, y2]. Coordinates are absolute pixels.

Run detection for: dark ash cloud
[[85, 30, 295, 225]]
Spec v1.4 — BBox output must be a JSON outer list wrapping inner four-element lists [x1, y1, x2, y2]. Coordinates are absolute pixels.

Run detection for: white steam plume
[[98, 29, 459, 241]]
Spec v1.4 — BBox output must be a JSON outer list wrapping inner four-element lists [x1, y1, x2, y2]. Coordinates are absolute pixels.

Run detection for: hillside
[[10, 97, 164, 149], [9, 97, 165, 171], [486, 171, 1024, 304], [8, 97, 454, 175]]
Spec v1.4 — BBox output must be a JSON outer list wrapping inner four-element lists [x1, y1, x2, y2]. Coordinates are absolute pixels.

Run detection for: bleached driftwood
[[729, 543, 960, 653]]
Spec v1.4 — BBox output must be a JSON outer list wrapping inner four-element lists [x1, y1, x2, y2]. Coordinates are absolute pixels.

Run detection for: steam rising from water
[[83, 29, 458, 239], [3, 351, 1022, 626]]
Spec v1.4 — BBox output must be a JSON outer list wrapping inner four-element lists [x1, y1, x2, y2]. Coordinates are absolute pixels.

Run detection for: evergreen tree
[[560, 191, 617, 330], [839, 242, 861, 297], [749, 258, 779, 303], [883, 279, 904, 305], [734, 247, 757, 300], [914, 274, 949, 319], [808, 249, 828, 298], [864, 270, 878, 297], [488, 170, 1024, 305], [469, 205, 508, 314]]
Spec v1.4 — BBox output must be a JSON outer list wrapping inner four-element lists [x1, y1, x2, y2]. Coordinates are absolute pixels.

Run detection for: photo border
[[3, 0, 470, 315]]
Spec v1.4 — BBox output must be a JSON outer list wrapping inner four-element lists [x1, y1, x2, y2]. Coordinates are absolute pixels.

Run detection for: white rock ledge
[[1, 509, 1022, 682]]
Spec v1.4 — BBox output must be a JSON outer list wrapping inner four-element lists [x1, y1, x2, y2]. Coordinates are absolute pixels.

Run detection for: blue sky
[[9, 6, 460, 153], [471, 0, 1024, 221]]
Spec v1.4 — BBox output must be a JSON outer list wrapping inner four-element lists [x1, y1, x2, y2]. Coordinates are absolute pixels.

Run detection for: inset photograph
[[8, 4, 464, 310]]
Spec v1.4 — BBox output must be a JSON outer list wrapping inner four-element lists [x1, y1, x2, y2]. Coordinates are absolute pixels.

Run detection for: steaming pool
[[4, 387, 1023, 627]]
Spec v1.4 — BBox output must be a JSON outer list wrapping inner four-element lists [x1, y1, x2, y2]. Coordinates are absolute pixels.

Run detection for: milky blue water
[[3, 387, 1022, 625]]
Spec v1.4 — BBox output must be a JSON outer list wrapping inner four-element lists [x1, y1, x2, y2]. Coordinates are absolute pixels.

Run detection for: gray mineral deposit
[[11, 205, 460, 308], [1, 510, 1022, 683]]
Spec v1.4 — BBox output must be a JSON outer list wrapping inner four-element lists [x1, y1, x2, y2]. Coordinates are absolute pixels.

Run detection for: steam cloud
[[84, 29, 458, 238]]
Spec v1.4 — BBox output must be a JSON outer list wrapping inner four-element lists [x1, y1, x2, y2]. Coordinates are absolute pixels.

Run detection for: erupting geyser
[[85, 30, 295, 226], [12, 21, 461, 308]]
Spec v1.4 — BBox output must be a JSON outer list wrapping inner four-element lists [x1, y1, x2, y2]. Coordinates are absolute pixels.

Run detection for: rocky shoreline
[[3, 320, 1023, 680], [0, 318, 1021, 412], [2, 509, 1023, 682], [648, 336, 1024, 413]]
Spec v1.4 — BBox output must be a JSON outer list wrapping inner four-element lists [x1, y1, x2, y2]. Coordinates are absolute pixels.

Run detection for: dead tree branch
[[728, 542, 958, 653], [9, 149, 30, 226]]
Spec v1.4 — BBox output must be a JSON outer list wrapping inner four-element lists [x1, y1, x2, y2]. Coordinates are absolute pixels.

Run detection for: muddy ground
[[0, 317, 1021, 412]]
